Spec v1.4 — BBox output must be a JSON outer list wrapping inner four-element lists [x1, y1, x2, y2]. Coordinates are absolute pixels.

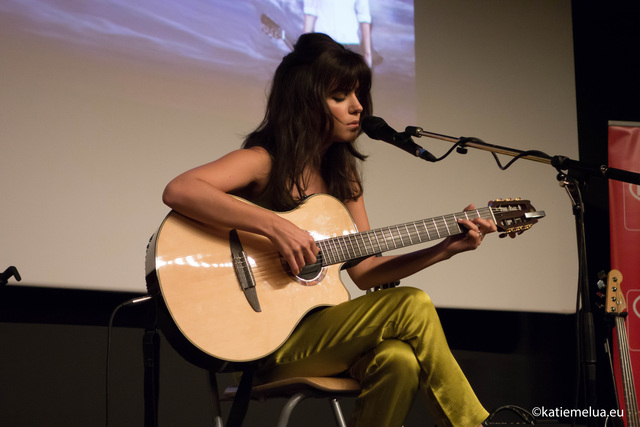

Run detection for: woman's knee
[[385, 287, 436, 316], [369, 339, 421, 381]]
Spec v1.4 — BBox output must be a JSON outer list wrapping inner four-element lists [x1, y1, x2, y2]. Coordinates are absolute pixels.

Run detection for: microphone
[[361, 116, 437, 162]]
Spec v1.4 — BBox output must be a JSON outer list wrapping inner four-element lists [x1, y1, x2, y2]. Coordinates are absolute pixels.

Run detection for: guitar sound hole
[[280, 257, 327, 286], [280, 258, 327, 286], [298, 262, 323, 281]]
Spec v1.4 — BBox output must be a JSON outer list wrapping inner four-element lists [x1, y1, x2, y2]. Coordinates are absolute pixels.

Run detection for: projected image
[[0, 0, 416, 293], [0, 0, 415, 93]]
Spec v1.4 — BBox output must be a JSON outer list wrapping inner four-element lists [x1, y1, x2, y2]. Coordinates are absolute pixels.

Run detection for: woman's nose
[[349, 93, 363, 114]]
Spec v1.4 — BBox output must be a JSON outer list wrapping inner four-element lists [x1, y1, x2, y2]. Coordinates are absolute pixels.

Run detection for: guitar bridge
[[229, 229, 261, 312]]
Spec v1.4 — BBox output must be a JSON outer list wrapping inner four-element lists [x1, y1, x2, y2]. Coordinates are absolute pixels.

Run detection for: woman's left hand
[[442, 204, 497, 254]]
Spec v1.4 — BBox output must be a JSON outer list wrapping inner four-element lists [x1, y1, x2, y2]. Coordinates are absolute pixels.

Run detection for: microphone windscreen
[[361, 116, 388, 140]]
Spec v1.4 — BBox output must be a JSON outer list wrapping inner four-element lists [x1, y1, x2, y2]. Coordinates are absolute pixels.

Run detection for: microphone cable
[[105, 295, 152, 427]]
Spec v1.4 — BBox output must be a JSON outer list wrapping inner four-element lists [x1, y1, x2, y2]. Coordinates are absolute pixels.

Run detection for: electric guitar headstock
[[602, 269, 627, 316], [489, 198, 545, 238], [260, 14, 294, 51]]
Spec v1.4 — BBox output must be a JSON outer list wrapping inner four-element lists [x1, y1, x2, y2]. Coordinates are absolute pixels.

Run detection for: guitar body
[[146, 194, 355, 362], [146, 193, 543, 365]]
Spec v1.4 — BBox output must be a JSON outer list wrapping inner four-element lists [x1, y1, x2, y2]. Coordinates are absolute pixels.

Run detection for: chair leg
[[208, 371, 224, 427], [276, 392, 307, 427], [329, 398, 348, 427]]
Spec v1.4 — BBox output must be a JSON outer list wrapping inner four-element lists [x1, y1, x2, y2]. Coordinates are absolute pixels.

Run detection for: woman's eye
[[332, 96, 345, 102]]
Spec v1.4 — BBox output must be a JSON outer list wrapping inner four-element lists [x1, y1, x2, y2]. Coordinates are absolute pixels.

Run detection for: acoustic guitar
[[145, 194, 544, 362], [604, 269, 640, 427]]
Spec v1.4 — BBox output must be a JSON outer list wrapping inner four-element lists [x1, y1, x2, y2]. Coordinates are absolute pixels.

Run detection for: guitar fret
[[360, 233, 370, 256], [404, 224, 413, 245], [389, 228, 399, 248], [352, 234, 364, 258], [372, 230, 383, 252], [322, 241, 335, 263], [344, 236, 354, 261], [342, 235, 353, 261], [330, 239, 340, 263], [413, 223, 422, 243], [318, 240, 331, 265], [443, 216, 451, 235], [372, 232, 381, 253], [361, 232, 371, 255], [395, 225, 403, 246], [381, 228, 393, 250], [342, 236, 351, 260], [337, 236, 348, 261], [421, 220, 432, 240], [381, 228, 391, 249], [432, 218, 440, 238], [450, 214, 462, 234], [354, 234, 363, 257]]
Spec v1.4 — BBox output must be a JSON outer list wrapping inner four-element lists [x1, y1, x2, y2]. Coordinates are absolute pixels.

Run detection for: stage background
[[0, 0, 579, 313], [1, 1, 638, 426]]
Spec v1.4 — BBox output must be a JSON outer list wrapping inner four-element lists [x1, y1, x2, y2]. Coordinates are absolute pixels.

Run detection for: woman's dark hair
[[243, 32, 372, 211]]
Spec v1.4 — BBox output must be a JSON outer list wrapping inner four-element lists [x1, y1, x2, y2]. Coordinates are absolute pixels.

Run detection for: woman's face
[[326, 88, 363, 143]]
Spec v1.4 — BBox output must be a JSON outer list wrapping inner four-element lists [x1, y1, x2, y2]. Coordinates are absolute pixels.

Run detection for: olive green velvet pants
[[257, 286, 488, 427]]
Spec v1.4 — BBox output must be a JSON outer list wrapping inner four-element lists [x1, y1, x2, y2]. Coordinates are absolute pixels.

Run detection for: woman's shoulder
[[218, 146, 272, 173], [244, 145, 272, 161]]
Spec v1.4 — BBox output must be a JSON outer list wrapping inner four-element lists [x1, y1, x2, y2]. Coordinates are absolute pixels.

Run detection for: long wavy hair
[[242, 33, 372, 211]]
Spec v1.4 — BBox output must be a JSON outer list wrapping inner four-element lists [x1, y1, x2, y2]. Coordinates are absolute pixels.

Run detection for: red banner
[[608, 122, 640, 422]]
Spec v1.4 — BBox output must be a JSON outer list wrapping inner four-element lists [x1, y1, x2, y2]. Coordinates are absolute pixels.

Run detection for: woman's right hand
[[267, 216, 319, 276]]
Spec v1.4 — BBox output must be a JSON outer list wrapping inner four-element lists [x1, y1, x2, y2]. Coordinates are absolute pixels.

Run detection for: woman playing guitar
[[162, 33, 495, 427]]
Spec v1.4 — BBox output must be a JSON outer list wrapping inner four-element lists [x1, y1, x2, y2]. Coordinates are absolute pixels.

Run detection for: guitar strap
[[225, 366, 255, 427]]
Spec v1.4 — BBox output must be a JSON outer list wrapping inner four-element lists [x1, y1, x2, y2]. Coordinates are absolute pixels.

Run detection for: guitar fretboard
[[616, 316, 640, 427], [316, 207, 495, 266]]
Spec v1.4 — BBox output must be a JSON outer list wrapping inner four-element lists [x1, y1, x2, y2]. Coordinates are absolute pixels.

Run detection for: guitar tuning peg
[[596, 279, 606, 290]]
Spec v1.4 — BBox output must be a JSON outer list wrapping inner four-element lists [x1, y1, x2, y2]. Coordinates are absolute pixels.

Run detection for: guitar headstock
[[489, 198, 545, 238], [604, 269, 627, 316], [260, 14, 294, 51], [261, 14, 284, 40]]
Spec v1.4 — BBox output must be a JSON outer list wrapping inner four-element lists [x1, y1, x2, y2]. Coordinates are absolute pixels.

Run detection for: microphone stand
[[407, 127, 640, 185], [407, 126, 640, 424]]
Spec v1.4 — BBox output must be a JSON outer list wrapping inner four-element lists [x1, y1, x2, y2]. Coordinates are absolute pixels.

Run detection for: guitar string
[[175, 208, 500, 271], [222, 207, 500, 280], [617, 316, 639, 418], [251, 207, 496, 270]]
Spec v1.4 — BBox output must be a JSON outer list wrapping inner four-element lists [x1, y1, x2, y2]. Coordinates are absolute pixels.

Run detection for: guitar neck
[[616, 316, 640, 427], [317, 206, 495, 266]]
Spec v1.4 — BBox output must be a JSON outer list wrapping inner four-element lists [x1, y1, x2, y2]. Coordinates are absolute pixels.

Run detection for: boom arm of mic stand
[[406, 127, 552, 165], [407, 126, 640, 185]]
